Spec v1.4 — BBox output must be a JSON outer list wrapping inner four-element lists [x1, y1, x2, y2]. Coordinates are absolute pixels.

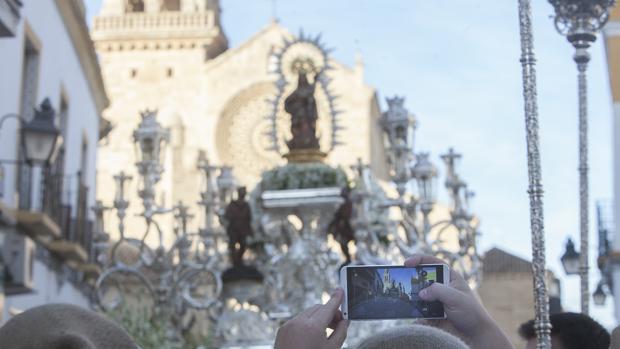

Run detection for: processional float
[[93, 32, 482, 348]]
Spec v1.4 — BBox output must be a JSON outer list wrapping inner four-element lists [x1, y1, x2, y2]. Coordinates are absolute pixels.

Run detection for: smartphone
[[340, 264, 449, 320]]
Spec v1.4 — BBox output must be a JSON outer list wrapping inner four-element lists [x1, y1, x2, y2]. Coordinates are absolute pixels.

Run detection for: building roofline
[[55, 0, 110, 139]]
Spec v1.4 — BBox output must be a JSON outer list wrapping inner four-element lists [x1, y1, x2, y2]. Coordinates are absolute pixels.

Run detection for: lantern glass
[[133, 111, 169, 165], [593, 284, 606, 306], [395, 126, 406, 144], [417, 176, 436, 204], [217, 167, 235, 190], [22, 129, 58, 164], [411, 153, 438, 203], [140, 138, 155, 161]]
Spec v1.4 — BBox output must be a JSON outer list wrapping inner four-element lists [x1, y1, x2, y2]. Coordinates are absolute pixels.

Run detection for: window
[[162, 0, 181, 11], [41, 96, 67, 228], [56, 96, 69, 202], [126, 0, 145, 13], [80, 135, 89, 185]]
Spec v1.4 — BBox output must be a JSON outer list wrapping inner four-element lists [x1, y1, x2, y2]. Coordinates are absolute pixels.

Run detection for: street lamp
[[561, 238, 581, 275], [380, 96, 416, 195], [20, 99, 61, 165], [0, 98, 61, 166], [411, 152, 438, 206], [548, 0, 616, 315], [133, 109, 169, 167], [593, 282, 606, 306], [0, 99, 61, 203]]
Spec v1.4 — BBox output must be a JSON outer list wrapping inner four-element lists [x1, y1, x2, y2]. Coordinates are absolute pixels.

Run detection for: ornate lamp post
[[133, 110, 170, 247], [516, 0, 552, 347], [548, 0, 616, 315], [373, 96, 481, 284], [96, 111, 223, 344]]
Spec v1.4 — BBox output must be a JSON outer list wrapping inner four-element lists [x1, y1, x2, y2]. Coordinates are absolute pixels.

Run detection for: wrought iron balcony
[[14, 166, 97, 275]]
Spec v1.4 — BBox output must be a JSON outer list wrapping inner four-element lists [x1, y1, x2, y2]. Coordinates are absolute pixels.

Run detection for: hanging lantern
[[380, 96, 416, 151], [411, 152, 438, 204], [561, 238, 581, 275], [133, 110, 170, 166], [21, 98, 61, 165]]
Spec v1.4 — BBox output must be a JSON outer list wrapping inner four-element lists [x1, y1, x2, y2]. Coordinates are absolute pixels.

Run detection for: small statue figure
[[327, 187, 356, 264], [285, 72, 321, 151], [224, 187, 253, 267]]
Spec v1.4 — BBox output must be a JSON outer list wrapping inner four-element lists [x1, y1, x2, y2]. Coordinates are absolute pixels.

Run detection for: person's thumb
[[328, 320, 349, 348], [418, 282, 462, 308]]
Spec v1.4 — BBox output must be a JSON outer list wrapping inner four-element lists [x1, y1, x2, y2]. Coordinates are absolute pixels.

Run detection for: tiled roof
[[483, 247, 532, 274]]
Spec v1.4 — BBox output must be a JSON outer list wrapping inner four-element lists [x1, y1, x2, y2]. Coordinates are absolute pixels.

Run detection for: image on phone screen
[[345, 265, 445, 320]]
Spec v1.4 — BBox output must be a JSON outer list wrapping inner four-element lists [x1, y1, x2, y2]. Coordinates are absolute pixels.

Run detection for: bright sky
[[85, 0, 616, 327]]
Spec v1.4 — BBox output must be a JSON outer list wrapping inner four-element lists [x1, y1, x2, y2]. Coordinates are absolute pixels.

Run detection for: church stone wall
[[93, 1, 387, 246]]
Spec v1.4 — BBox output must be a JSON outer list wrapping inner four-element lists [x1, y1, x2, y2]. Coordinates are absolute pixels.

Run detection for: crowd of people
[[0, 254, 614, 348], [274, 254, 613, 349]]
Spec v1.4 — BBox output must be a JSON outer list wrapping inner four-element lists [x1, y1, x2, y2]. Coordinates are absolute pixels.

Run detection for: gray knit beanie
[[0, 303, 138, 349], [357, 324, 470, 349]]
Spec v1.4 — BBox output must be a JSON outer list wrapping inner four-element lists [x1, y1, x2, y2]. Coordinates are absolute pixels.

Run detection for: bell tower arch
[[93, 0, 228, 57]]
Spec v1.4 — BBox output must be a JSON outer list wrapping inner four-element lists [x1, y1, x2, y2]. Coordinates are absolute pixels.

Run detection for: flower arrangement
[[260, 163, 348, 190], [105, 307, 213, 349]]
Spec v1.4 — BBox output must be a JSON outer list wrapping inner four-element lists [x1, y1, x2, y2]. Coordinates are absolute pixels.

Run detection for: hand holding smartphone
[[340, 264, 449, 320]]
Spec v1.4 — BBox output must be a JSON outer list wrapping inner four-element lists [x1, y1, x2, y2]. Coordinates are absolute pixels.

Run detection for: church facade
[[92, 0, 388, 240]]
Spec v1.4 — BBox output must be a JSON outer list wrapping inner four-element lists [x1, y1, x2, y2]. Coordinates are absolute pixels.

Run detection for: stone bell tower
[[92, 0, 229, 244], [92, 0, 227, 59]]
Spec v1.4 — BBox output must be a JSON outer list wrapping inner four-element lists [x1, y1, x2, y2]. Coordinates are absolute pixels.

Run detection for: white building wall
[[0, 0, 100, 213], [0, 0, 101, 323], [613, 102, 620, 322], [1, 248, 91, 321]]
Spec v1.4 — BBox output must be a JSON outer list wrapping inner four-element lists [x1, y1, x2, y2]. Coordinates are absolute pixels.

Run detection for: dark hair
[[519, 312, 610, 349]]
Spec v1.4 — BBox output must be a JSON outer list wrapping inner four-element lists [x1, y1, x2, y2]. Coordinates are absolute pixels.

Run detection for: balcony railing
[[37, 170, 94, 262]]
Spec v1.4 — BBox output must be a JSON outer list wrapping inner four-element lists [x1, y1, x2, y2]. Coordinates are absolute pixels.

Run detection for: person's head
[[519, 312, 609, 349], [357, 324, 469, 349], [0, 303, 137, 349], [237, 186, 247, 199]]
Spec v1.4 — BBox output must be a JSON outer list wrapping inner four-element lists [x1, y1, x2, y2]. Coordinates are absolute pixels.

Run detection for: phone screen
[[345, 265, 445, 320]]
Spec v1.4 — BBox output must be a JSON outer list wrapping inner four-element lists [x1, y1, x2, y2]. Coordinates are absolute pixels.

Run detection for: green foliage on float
[[261, 163, 347, 190]]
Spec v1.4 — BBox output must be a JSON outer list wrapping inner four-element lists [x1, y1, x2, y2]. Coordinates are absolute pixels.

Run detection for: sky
[[380, 267, 438, 295], [85, 0, 616, 327]]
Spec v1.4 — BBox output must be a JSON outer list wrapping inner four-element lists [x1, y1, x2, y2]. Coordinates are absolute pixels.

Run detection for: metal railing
[[38, 169, 94, 260], [596, 200, 614, 259]]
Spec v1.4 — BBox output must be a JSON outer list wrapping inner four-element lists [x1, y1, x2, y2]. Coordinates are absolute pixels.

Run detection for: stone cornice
[[55, 0, 110, 139], [91, 11, 226, 41]]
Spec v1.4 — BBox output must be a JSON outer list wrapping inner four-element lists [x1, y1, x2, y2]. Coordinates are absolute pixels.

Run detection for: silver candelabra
[[548, 0, 616, 315], [350, 96, 481, 285], [94, 111, 228, 343]]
